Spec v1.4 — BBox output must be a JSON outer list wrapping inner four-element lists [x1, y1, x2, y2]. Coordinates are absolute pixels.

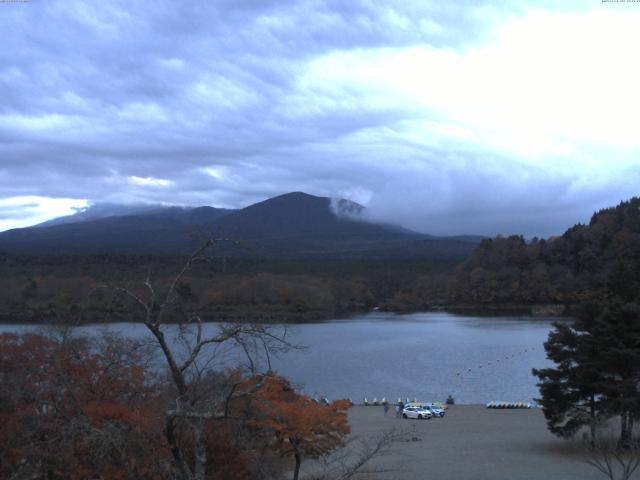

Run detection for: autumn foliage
[[0, 332, 166, 479], [248, 376, 351, 480], [0, 333, 352, 480]]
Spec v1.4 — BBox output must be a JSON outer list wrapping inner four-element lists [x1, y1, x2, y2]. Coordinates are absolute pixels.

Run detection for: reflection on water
[[0, 312, 563, 404]]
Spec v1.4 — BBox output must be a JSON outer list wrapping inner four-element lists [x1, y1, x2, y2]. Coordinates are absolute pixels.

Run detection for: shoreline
[[0, 303, 569, 325]]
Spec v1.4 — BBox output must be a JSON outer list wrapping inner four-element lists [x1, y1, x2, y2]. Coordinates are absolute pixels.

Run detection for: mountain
[[36, 203, 170, 228], [0, 192, 480, 259], [213, 192, 413, 240], [0, 206, 235, 255]]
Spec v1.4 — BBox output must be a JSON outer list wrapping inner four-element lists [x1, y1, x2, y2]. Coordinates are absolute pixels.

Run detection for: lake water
[[0, 312, 561, 404]]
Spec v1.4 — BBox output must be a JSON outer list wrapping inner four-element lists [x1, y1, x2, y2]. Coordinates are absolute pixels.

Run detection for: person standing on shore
[[384, 403, 389, 416]]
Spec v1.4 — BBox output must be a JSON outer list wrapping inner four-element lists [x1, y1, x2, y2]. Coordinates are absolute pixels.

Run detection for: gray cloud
[[0, 0, 636, 236]]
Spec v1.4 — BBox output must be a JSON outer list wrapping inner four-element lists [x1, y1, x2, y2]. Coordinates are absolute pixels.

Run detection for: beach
[[335, 405, 636, 480]]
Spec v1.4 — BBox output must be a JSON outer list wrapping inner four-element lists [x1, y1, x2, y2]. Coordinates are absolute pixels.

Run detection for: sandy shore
[[336, 405, 637, 480]]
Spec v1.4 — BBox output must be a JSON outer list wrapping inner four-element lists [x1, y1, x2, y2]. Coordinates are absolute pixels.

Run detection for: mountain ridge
[[0, 192, 482, 259]]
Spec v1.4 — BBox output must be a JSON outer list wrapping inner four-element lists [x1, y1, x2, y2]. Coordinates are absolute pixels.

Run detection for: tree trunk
[[619, 411, 630, 449], [292, 450, 301, 480], [589, 421, 597, 447], [624, 414, 635, 445], [166, 416, 191, 480], [589, 394, 597, 446], [193, 418, 207, 480], [147, 324, 188, 395]]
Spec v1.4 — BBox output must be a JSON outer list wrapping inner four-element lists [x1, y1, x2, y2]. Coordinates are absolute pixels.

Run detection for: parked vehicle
[[404, 402, 446, 417], [422, 405, 446, 417], [422, 402, 449, 410], [402, 406, 433, 420]]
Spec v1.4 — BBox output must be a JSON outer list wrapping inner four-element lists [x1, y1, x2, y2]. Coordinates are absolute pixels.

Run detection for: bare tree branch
[[103, 240, 296, 480], [302, 427, 412, 480], [582, 432, 640, 480]]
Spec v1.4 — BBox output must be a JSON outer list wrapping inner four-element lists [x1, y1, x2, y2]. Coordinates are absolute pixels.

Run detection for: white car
[[405, 402, 446, 418], [422, 405, 446, 417], [402, 406, 433, 420]]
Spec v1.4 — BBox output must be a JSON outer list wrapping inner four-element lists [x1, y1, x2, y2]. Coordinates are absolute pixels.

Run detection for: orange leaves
[[84, 401, 140, 426], [0, 333, 164, 479], [206, 290, 225, 302], [251, 375, 351, 459], [0, 334, 350, 479]]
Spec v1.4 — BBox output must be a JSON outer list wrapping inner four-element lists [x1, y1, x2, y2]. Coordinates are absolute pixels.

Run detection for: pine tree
[[534, 299, 640, 446], [586, 301, 640, 448], [533, 321, 605, 443]]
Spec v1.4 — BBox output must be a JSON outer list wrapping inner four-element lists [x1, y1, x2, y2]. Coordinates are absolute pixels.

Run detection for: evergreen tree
[[534, 299, 640, 446], [586, 301, 640, 447], [533, 321, 605, 443]]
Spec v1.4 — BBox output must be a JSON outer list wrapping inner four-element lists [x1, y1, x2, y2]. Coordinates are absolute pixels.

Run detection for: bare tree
[[302, 427, 412, 480], [109, 240, 295, 480], [582, 429, 640, 480]]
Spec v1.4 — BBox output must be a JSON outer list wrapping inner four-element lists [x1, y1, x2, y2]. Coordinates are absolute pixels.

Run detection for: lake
[[0, 311, 561, 404]]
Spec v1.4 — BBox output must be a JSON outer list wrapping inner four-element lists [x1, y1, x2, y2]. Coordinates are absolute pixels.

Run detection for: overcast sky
[[1, 0, 639, 236]]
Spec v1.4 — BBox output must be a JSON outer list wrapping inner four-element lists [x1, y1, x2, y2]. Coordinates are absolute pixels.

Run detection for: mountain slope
[[207, 192, 456, 258], [0, 192, 480, 259], [36, 203, 168, 228], [0, 206, 235, 255], [213, 192, 415, 239]]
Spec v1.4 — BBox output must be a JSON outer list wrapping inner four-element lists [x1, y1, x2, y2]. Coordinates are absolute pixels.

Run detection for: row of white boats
[[361, 397, 416, 406], [486, 401, 534, 409], [316, 397, 534, 408]]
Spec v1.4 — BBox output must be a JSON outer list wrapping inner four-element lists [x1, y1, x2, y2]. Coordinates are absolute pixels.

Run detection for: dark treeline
[[451, 197, 640, 312], [0, 255, 455, 323], [2, 197, 640, 323]]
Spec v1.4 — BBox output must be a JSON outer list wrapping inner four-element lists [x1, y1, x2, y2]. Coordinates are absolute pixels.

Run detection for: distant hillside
[[449, 197, 640, 310], [0, 192, 481, 260], [0, 206, 234, 255], [35, 203, 176, 228]]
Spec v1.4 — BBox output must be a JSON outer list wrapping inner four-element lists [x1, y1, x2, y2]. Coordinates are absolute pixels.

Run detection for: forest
[[451, 197, 640, 310], [2, 197, 639, 323]]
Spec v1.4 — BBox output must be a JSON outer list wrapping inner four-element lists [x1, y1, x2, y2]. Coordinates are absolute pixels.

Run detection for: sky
[[1, 0, 639, 236]]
